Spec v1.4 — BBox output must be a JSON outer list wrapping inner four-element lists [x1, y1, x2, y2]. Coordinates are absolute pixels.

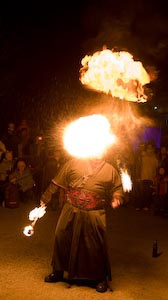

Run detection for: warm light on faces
[[17, 161, 26, 170], [5, 151, 13, 161], [159, 168, 165, 175]]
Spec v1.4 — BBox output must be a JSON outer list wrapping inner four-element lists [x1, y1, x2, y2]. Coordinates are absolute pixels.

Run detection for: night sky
[[0, 0, 168, 133]]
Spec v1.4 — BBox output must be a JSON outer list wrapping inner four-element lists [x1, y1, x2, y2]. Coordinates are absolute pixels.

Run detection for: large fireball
[[80, 49, 151, 103]]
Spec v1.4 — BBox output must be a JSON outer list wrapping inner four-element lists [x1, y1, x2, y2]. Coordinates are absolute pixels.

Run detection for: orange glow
[[120, 168, 132, 192], [23, 225, 34, 237], [23, 206, 46, 237], [63, 114, 116, 158], [29, 206, 46, 221], [80, 49, 150, 102]]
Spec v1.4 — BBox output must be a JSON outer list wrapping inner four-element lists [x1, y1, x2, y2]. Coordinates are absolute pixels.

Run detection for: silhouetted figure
[[1, 122, 19, 160], [9, 159, 35, 203], [0, 151, 15, 205]]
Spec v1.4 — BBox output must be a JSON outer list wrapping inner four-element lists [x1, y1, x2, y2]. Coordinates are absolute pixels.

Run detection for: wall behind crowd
[[133, 127, 162, 151]]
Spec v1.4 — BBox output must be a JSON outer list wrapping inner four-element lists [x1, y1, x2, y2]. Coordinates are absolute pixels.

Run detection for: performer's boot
[[44, 270, 63, 283], [96, 279, 108, 293]]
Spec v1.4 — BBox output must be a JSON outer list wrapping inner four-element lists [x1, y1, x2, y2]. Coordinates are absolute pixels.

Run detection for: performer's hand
[[40, 200, 46, 207], [111, 199, 121, 209]]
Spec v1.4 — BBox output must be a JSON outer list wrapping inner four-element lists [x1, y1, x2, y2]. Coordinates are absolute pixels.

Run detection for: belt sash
[[66, 188, 105, 210]]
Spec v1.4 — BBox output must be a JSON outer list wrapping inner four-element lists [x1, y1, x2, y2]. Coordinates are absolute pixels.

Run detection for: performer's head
[[89, 153, 105, 167]]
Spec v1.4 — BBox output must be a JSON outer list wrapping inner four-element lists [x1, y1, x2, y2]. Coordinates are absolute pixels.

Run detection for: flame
[[80, 49, 150, 102], [23, 225, 34, 237], [29, 206, 46, 221], [120, 168, 132, 192], [23, 206, 46, 237], [63, 114, 116, 158]]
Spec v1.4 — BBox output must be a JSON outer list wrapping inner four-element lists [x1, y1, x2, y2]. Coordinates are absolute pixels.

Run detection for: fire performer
[[40, 153, 124, 293]]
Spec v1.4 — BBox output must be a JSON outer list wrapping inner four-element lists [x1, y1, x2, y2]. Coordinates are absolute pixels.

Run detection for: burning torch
[[23, 205, 46, 237], [116, 159, 132, 192]]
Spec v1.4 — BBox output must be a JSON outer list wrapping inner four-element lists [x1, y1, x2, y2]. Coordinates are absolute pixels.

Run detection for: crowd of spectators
[[131, 141, 168, 217], [0, 119, 168, 217], [106, 139, 168, 217], [0, 119, 67, 208]]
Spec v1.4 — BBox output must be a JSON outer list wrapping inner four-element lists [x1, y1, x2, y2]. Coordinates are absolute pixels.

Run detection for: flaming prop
[[120, 168, 132, 192], [23, 206, 46, 236], [80, 48, 151, 102]]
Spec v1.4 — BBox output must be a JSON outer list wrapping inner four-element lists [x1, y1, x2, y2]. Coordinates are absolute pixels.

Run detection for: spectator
[[139, 142, 159, 210], [132, 142, 146, 210], [30, 134, 46, 168], [0, 151, 15, 181], [153, 166, 168, 217], [0, 151, 15, 205], [9, 159, 35, 203], [41, 148, 67, 210], [18, 128, 32, 164], [29, 134, 46, 201], [0, 140, 6, 160], [16, 119, 30, 138], [1, 122, 19, 159], [157, 145, 168, 175], [42, 148, 67, 191]]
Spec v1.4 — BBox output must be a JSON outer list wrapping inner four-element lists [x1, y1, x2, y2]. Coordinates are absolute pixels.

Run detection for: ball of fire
[[80, 48, 151, 103], [63, 114, 116, 159]]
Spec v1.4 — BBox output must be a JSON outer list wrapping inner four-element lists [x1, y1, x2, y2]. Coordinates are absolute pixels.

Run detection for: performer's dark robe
[[42, 158, 123, 282]]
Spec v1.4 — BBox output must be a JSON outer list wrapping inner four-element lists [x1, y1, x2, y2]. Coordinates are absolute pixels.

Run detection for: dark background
[[0, 0, 168, 135]]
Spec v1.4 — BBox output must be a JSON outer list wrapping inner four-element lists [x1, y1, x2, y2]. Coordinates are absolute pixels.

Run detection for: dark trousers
[[19, 188, 35, 203], [153, 194, 168, 215], [133, 180, 153, 209], [0, 180, 9, 205]]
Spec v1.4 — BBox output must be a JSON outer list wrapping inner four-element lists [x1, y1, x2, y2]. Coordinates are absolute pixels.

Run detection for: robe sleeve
[[111, 168, 124, 204], [40, 182, 59, 205], [40, 160, 70, 205]]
